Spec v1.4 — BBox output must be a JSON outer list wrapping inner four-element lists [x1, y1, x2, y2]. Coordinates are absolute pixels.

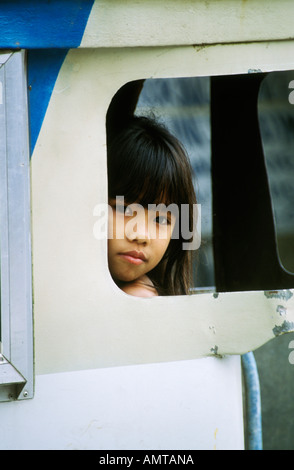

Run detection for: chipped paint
[[272, 320, 294, 337], [248, 68, 262, 73], [276, 305, 287, 316], [264, 290, 293, 301], [210, 346, 223, 358]]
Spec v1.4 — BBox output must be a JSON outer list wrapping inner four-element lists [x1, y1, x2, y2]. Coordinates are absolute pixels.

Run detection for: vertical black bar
[[211, 73, 294, 292]]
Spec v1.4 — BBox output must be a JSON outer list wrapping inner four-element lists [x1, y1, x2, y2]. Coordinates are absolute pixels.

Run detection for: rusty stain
[[272, 320, 294, 337], [264, 290, 293, 301]]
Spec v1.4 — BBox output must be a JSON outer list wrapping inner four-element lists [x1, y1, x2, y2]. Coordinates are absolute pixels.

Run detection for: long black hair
[[107, 115, 197, 295]]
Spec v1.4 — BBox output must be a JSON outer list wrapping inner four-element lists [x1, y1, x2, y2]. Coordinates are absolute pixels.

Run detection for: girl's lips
[[119, 251, 147, 265]]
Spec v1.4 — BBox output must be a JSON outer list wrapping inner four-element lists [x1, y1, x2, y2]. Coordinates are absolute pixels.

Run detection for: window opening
[[106, 72, 294, 296], [105, 77, 214, 296]]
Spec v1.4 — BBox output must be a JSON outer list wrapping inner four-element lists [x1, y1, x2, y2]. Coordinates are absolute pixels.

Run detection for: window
[[105, 77, 214, 295], [105, 72, 294, 296], [0, 50, 33, 401]]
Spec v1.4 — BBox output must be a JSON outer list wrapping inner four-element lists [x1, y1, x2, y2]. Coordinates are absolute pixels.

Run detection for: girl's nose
[[125, 209, 151, 244]]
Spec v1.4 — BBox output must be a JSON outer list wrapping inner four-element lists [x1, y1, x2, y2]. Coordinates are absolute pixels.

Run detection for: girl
[[107, 115, 197, 297]]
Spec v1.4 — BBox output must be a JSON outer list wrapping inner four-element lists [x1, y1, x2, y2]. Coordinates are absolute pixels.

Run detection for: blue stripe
[[19, 0, 95, 153], [0, 0, 94, 48], [28, 49, 69, 153]]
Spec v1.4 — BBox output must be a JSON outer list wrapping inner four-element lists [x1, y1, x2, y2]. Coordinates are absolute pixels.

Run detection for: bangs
[[107, 117, 193, 207], [109, 148, 179, 206]]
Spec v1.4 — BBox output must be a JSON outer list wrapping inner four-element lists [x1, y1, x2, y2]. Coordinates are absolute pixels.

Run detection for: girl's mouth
[[119, 251, 147, 265]]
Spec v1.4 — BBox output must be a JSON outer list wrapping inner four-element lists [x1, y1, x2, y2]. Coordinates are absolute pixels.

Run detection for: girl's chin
[[112, 273, 142, 284]]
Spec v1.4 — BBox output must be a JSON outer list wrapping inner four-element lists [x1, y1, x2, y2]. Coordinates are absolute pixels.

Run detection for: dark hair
[[107, 115, 197, 295]]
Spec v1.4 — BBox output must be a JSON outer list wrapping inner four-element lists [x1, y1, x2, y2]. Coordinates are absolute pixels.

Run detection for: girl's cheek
[[157, 223, 172, 241], [111, 210, 127, 240], [148, 221, 158, 239]]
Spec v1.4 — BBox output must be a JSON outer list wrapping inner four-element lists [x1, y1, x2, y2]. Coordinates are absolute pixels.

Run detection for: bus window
[[258, 71, 294, 274], [105, 77, 214, 295], [105, 72, 294, 295]]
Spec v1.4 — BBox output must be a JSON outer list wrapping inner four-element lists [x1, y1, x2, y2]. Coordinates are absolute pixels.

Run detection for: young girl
[[107, 115, 197, 297]]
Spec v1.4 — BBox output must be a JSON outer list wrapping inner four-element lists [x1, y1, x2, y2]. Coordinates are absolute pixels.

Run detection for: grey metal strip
[[0, 50, 33, 401]]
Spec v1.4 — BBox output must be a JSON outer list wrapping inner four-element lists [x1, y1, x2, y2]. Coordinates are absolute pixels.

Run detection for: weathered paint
[[30, 45, 294, 375], [0, 0, 94, 49], [272, 320, 294, 337], [264, 290, 293, 301], [276, 305, 287, 316], [1, 0, 294, 50], [81, 0, 294, 48]]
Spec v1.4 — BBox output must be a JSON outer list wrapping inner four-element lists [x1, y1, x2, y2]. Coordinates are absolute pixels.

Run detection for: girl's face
[[108, 198, 176, 283]]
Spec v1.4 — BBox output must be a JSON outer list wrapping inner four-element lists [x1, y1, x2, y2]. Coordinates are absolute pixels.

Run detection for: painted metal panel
[[0, 0, 94, 49], [30, 45, 294, 376], [0, 1, 294, 49], [0, 357, 244, 450], [81, 0, 294, 48]]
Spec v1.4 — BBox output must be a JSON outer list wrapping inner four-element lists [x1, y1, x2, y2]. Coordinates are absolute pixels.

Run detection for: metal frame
[[0, 50, 33, 401]]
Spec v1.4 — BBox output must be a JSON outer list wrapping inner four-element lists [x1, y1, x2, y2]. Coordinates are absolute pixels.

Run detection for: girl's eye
[[124, 205, 133, 216], [155, 215, 170, 225], [116, 204, 133, 216]]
